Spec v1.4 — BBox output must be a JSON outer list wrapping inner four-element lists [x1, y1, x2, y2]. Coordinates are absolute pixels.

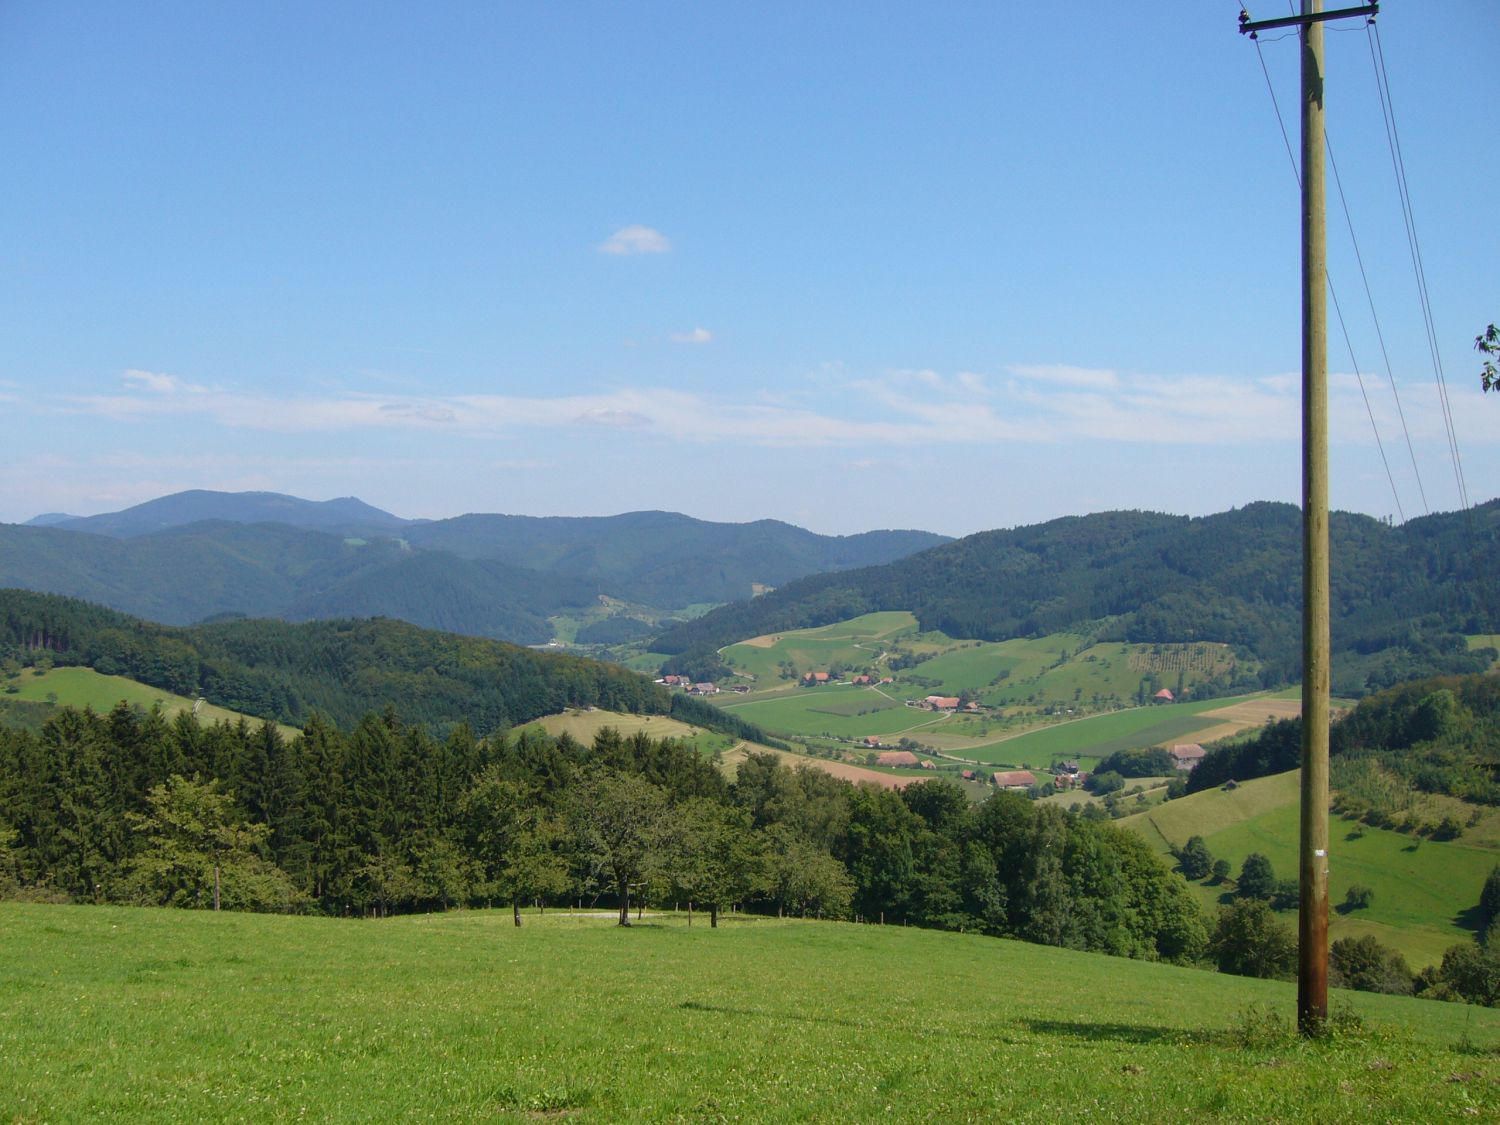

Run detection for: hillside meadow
[[1122, 770, 1500, 969], [710, 613, 1286, 771], [2, 903, 1497, 1122], [4, 666, 301, 740]]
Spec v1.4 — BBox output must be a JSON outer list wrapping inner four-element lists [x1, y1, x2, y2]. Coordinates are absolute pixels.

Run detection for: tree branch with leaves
[[1480, 324, 1499, 392]]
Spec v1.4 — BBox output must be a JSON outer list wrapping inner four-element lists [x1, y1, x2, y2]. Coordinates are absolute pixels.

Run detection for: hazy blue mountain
[[404, 510, 949, 604], [46, 490, 411, 539], [22, 513, 80, 527], [1, 493, 946, 643]]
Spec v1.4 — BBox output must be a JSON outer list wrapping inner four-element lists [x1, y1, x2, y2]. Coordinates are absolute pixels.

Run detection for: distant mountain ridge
[[45, 490, 413, 539], [2, 490, 948, 642], [652, 500, 1500, 697]]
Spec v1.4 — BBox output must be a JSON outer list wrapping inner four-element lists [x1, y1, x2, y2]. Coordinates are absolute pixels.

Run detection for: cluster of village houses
[[656, 670, 1209, 794]]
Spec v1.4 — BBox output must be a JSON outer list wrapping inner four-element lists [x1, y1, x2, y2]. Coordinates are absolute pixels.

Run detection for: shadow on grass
[[679, 1002, 1201, 1046], [1018, 1018, 1201, 1046], [1453, 904, 1485, 935]]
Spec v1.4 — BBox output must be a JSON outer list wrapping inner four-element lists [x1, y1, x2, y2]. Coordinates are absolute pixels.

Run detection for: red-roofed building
[[925, 695, 961, 711], [1170, 743, 1207, 770], [1153, 688, 1175, 703], [877, 750, 921, 768], [992, 770, 1037, 791]]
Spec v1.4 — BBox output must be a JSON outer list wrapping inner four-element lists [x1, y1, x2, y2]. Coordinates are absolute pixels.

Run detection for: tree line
[[0, 701, 1206, 964]]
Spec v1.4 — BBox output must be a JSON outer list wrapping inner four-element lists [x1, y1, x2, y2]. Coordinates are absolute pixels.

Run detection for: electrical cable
[[1253, 31, 1408, 522]]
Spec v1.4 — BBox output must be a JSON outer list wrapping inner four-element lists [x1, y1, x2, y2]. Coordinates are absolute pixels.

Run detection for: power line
[[1366, 22, 1472, 513], [1251, 29, 1407, 522]]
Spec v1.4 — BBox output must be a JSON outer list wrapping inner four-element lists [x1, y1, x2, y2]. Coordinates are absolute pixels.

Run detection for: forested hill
[[2, 491, 948, 640], [653, 501, 1500, 695], [0, 589, 763, 741]]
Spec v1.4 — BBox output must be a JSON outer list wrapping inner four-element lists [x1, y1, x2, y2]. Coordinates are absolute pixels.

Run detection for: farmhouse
[[850, 674, 874, 685], [863, 736, 884, 749], [659, 674, 689, 686], [1170, 744, 1207, 771], [802, 671, 832, 685], [876, 750, 921, 768], [924, 695, 961, 711], [992, 770, 1037, 791], [690, 682, 719, 695], [1153, 688, 1176, 703]]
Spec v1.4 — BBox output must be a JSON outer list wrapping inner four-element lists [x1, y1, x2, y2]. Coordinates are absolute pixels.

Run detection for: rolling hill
[[654, 500, 1500, 697], [1, 491, 948, 642], [0, 588, 766, 740]]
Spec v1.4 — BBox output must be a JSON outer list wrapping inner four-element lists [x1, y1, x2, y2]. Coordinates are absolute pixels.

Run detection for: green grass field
[[722, 611, 918, 684], [960, 694, 1272, 766], [1122, 771, 1500, 969], [523, 709, 739, 757], [709, 616, 1275, 769], [5, 667, 301, 740], [720, 685, 954, 742], [2, 903, 1498, 1122]]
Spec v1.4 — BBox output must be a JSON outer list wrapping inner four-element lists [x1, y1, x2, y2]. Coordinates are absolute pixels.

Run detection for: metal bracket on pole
[[1239, 2, 1377, 37]]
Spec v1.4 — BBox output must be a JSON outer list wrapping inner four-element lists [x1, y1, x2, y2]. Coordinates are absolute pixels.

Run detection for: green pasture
[[889, 638, 1242, 710], [895, 634, 1081, 696], [523, 709, 737, 757], [960, 694, 1271, 766], [710, 615, 1268, 765], [719, 684, 954, 742], [5, 666, 301, 740], [722, 611, 917, 683], [3, 904, 1497, 1123], [1123, 770, 1500, 969]]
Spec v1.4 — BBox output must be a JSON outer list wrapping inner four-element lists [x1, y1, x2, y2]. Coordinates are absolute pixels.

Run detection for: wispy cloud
[[1008, 364, 1121, 391], [670, 327, 713, 345], [599, 225, 670, 255], [124, 368, 209, 394], [57, 363, 1493, 454]]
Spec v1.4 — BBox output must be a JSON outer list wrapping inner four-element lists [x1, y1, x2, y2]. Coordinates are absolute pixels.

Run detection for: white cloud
[[670, 327, 713, 345], [598, 225, 671, 255], [1008, 364, 1121, 391], [61, 360, 1486, 459], [124, 368, 209, 394]]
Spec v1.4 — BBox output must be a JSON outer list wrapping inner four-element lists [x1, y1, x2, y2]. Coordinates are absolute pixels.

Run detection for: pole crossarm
[[1239, 3, 1377, 36]]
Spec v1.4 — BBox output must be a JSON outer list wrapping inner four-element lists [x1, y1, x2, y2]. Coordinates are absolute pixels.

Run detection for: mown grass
[[2, 903, 1497, 1122], [523, 710, 738, 757], [970, 695, 1269, 764], [6, 667, 301, 739]]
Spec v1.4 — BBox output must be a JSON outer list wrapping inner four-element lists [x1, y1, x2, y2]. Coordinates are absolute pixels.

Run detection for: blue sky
[[2, 1, 1496, 536]]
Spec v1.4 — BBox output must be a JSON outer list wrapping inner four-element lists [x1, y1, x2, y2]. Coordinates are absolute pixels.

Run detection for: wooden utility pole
[[1297, 0, 1331, 1034], [1239, 0, 1377, 1035]]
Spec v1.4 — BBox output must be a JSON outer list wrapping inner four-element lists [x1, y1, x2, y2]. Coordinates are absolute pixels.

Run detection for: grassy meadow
[[1122, 771, 1500, 969], [3, 666, 301, 739], [523, 709, 739, 757], [709, 614, 1281, 773], [3, 902, 1498, 1122]]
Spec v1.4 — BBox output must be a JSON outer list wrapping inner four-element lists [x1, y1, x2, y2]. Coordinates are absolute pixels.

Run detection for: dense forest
[[0, 700, 1206, 965], [653, 501, 1500, 697], [0, 589, 769, 743]]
